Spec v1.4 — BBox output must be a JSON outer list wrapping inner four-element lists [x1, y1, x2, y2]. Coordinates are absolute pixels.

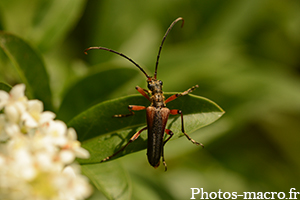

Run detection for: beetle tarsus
[[163, 160, 168, 171], [190, 139, 204, 148]]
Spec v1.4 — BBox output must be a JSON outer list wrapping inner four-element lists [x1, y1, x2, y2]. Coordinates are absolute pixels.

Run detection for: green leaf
[[57, 67, 138, 122], [82, 162, 131, 200], [29, 0, 86, 51], [0, 82, 11, 92], [69, 93, 224, 164], [0, 32, 53, 111], [0, 0, 86, 52]]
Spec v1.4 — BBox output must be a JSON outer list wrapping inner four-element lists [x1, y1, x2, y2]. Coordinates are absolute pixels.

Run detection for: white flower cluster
[[0, 84, 92, 200]]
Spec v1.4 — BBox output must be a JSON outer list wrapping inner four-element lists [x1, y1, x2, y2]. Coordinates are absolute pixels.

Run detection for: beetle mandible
[[85, 17, 203, 171]]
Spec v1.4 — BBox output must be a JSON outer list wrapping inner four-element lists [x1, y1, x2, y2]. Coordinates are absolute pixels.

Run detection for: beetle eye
[[159, 80, 163, 85], [147, 83, 152, 89]]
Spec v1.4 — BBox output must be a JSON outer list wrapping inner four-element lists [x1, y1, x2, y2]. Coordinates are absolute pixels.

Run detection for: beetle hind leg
[[162, 129, 174, 171], [170, 109, 204, 148], [101, 127, 147, 162]]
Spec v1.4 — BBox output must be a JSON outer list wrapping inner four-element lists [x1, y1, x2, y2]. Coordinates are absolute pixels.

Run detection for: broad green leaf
[[69, 94, 224, 164], [0, 82, 11, 92], [82, 162, 131, 200], [0, 32, 53, 111], [57, 67, 138, 122]]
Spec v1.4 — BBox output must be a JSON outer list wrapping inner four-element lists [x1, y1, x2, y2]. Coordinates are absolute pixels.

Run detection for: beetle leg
[[113, 105, 146, 117], [170, 109, 204, 147], [162, 129, 174, 171], [165, 85, 198, 104], [136, 86, 151, 101], [101, 127, 147, 162], [163, 129, 174, 145], [113, 85, 150, 118]]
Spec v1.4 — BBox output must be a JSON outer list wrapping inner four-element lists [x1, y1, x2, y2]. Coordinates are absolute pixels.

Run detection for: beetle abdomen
[[146, 106, 170, 168]]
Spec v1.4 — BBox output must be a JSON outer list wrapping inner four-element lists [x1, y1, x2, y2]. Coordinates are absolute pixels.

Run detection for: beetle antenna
[[85, 47, 150, 79], [154, 17, 184, 79]]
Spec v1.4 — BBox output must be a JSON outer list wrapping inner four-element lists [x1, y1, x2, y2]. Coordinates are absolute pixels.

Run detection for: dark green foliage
[[1, 0, 300, 199]]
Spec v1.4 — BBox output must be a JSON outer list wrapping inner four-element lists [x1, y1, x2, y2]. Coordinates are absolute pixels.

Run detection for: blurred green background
[[1, 0, 300, 199]]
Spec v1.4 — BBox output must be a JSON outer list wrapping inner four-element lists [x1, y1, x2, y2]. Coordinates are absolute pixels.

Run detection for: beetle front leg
[[170, 109, 204, 147], [165, 85, 198, 104], [135, 86, 151, 101], [113, 85, 151, 117], [113, 105, 146, 117]]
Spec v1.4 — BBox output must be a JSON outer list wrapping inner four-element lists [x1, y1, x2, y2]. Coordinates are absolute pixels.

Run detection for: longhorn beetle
[[85, 17, 203, 171]]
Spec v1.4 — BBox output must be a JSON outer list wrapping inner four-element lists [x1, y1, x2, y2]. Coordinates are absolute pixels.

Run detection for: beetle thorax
[[147, 78, 165, 107]]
